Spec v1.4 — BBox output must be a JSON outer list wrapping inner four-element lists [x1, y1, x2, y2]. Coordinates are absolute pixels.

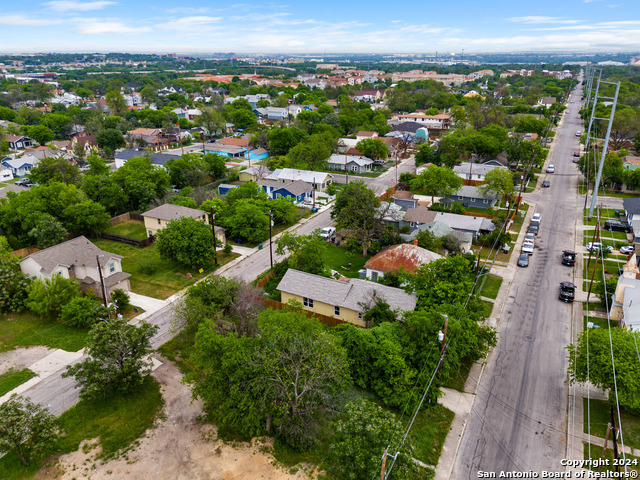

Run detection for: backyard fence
[[98, 233, 155, 248], [108, 212, 144, 226], [11, 246, 39, 258]]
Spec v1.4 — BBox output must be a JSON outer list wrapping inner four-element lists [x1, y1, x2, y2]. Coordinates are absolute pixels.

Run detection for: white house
[[453, 162, 507, 182], [327, 154, 374, 174], [1, 155, 39, 177], [19, 236, 131, 301], [265, 168, 333, 192]]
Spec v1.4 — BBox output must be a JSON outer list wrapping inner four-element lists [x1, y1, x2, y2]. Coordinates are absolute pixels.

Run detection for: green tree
[[27, 124, 54, 145], [275, 231, 329, 276], [415, 228, 443, 252], [0, 395, 58, 466], [227, 200, 269, 243], [60, 296, 109, 328], [286, 133, 333, 170], [28, 214, 69, 249], [326, 399, 416, 480], [414, 143, 439, 166], [96, 128, 126, 158], [195, 107, 226, 138], [409, 165, 463, 204], [513, 115, 547, 136], [112, 156, 170, 210], [105, 90, 127, 116], [0, 236, 31, 313], [28, 157, 81, 185], [355, 138, 389, 161], [26, 275, 81, 319], [266, 126, 308, 156], [63, 317, 158, 400], [156, 217, 216, 267], [110, 288, 130, 313], [478, 167, 514, 205], [268, 197, 298, 226], [332, 180, 381, 256], [63, 200, 110, 237]]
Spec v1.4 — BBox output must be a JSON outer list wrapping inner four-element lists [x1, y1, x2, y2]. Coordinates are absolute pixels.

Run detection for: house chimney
[[414, 238, 418, 246]]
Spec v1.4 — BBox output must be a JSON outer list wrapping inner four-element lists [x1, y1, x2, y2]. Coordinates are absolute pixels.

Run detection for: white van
[[576, 130, 581, 137]]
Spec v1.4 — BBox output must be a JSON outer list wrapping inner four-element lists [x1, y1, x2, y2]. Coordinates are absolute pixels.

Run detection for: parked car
[[527, 225, 539, 236], [573, 151, 580, 157], [559, 282, 576, 302], [14, 177, 30, 186], [524, 233, 535, 244], [522, 241, 534, 255], [517, 253, 530, 267], [586, 242, 614, 253], [532, 213, 542, 223], [576, 130, 581, 137], [319, 227, 336, 238], [546, 164, 555, 173], [562, 250, 576, 266], [542, 180, 550, 188], [620, 245, 635, 255], [604, 220, 632, 233]]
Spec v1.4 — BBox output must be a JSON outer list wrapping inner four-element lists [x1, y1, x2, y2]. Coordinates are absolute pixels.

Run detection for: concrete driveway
[[127, 292, 168, 315]]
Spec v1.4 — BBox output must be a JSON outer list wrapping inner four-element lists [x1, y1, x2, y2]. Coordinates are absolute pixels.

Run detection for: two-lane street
[[453, 88, 584, 476]]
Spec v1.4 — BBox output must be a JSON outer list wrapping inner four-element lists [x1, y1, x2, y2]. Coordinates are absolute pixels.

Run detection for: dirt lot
[[35, 358, 312, 480], [0, 346, 53, 375]]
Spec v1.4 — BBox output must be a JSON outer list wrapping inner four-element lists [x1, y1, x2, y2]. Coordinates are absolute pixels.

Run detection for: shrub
[[223, 243, 233, 254], [60, 297, 109, 328], [111, 289, 130, 312], [26, 276, 81, 320]]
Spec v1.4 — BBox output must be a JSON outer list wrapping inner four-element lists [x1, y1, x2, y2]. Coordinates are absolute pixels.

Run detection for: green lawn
[[478, 274, 503, 300], [0, 368, 35, 396], [410, 403, 456, 466], [584, 444, 640, 473], [583, 315, 616, 330], [445, 357, 475, 393], [157, 330, 198, 375], [324, 243, 370, 278], [0, 312, 89, 353], [93, 239, 239, 299], [0, 376, 164, 479], [584, 398, 640, 450], [103, 220, 148, 241]]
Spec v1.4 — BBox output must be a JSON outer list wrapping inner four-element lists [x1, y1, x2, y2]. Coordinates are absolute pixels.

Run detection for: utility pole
[[268, 210, 273, 268], [583, 69, 602, 209], [379, 449, 387, 480], [611, 405, 620, 473], [598, 423, 612, 473], [210, 207, 218, 265], [436, 314, 449, 402], [96, 254, 108, 308]]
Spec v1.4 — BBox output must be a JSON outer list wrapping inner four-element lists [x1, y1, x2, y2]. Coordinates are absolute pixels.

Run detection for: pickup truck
[[559, 282, 576, 302], [319, 227, 336, 238], [562, 250, 576, 266]]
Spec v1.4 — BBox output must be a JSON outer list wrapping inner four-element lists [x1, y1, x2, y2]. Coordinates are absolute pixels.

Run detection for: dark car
[[527, 225, 539, 235], [604, 220, 632, 233], [573, 151, 580, 157], [542, 180, 550, 188], [562, 250, 576, 266], [559, 282, 576, 303], [517, 253, 530, 267]]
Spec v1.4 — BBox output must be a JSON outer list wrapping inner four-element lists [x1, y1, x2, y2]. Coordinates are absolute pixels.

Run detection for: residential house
[[390, 113, 452, 132], [362, 243, 441, 281], [440, 185, 498, 209], [172, 107, 202, 120], [327, 154, 374, 174], [623, 198, 640, 247], [352, 89, 386, 103], [18, 236, 131, 301], [239, 165, 272, 182], [49, 140, 72, 151], [71, 135, 99, 155], [127, 128, 168, 150], [258, 179, 313, 203], [401, 221, 473, 253], [218, 184, 239, 195], [1, 155, 39, 177], [392, 190, 419, 211], [355, 131, 378, 142], [265, 168, 332, 192], [204, 142, 246, 158], [219, 137, 251, 148], [430, 211, 495, 239], [536, 96, 557, 109], [453, 162, 507, 183], [623, 156, 640, 171], [141, 203, 221, 241], [276, 269, 417, 328], [401, 205, 437, 231], [0, 165, 13, 181], [610, 254, 640, 330], [255, 107, 289, 122], [247, 147, 269, 161], [6, 135, 34, 150], [114, 148, 180, 169]]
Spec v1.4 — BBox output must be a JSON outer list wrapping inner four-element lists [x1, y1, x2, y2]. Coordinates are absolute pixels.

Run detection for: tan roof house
[[363, 243, 441, 281], [277, 269, 417, 328], [18, 236, 131, 300], [142, 203, 224, 243]]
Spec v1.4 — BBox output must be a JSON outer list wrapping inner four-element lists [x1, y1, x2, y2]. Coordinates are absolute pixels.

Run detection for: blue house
[[204, 143, 246, 158], [247, 148, 269, 161], [259, 179, 312, 203], [218, 184, 239, 195]]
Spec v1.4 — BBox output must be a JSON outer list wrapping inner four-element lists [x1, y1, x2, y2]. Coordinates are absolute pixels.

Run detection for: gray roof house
[[1, 155, 39, 177], [401, 205, 437, 231], [18, 236, 131, 300], [440, 185, 498, 209], [327, 154, 374, 174], [453, 162, 507, 182], [277, 269, 417, 328], [431, 212, 495, 238], [114, 148, 180, 169], [401, 221, 473, 253], [266, 168, 333, 191], [623, 198, 640, 246]]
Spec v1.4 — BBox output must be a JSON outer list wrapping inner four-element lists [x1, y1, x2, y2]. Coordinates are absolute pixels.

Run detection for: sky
[[0, 0, 639, 54]]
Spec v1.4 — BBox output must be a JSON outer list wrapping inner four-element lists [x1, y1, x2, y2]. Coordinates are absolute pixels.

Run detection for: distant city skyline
[[1, 0, 639, 54]]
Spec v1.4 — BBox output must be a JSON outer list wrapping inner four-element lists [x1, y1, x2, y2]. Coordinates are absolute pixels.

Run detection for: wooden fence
[[99, 233, 155, 248], [258, 297, 362, 328], [11, 246, 39, 258], [256, 270, 275, 288], [108, 212, 144, 226]]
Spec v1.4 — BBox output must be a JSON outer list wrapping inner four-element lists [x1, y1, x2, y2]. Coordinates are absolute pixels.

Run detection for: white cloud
[[157, 16, 222, 30], [0, 14, 62, 26], [75, 20, 150, 35], [165, 7, 211, 14], [45, 0, 115, 11], [508, 16, 580, 24]]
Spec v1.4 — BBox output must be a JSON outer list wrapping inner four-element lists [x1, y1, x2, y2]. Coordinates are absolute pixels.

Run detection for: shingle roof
[[114, 149, 180, 166], [453, 162, 506, 177], [142, 204, 206, 222], [327, 154, 374, 167], [403, 205, 437, 224], [277, 269, 417, 314], [274, 180, 312, 196], [364, 244, 441, 273], [19, 236, 122, 276], [446, 185, 497, 200], [623, 197, 640, 215], [220, 137, 250, 147], [266, 168, 331, 184]]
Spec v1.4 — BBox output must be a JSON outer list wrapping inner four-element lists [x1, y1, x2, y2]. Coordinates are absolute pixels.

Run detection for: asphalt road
[[453, 87, 585, 476]]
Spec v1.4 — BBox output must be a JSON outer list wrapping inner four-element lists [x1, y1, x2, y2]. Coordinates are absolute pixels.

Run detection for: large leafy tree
[[0, 395, 58, 466], [267, 126, 307, 156], [195, 107, 226, 138], [96, 128, 126, 157], [28, 214, 69, 249], [27, 124, 54, 145], [478, 167, 514, 205], [156, 217, 216, 267], [568, 327, 640, 413], [409, 165, 463, 204], [332, 180, 381, 256], [226, 199, 269, 243], [286, 133, 334, 171], [187, 309, 351, 449], [28, 157, 81, 185], [0, 236, 31, 313], [355, 138, 389, 161], [112, 156, 170, 210], [326, 400, 417, 480], [26, 275, 81, 320], [275, 231, 329, 277], [105, 90, 127, 116], [63, 317, 159, 400]]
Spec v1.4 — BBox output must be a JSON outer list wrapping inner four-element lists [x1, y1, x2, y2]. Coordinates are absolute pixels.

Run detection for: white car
[[522, 241, 534, 255], [546, 165, 555, 173], [319, 227, 336, 238], [620, 245, 635, 255], [531, 213, 542, 223], [576, 130, 581, 137], [586, 242, 613, 253]]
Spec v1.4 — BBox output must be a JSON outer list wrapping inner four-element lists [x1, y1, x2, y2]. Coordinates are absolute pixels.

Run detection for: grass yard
[[103, 220, 148, 241], [445, 357, 475, 393], [324, 243, 370, 278], [583, 315, 615, 330], [480, 299, 495, 317], [0, 376, 164, 480], [0, 312, 89, 353], [157, 330, 198, 375], [93, 239, 239, 299], [584, 444, 640, 473], [478, 274, 503, 300], [584, 398, 640, 450], [409, 403, 456, 466], [0, 368, 35, 396]]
